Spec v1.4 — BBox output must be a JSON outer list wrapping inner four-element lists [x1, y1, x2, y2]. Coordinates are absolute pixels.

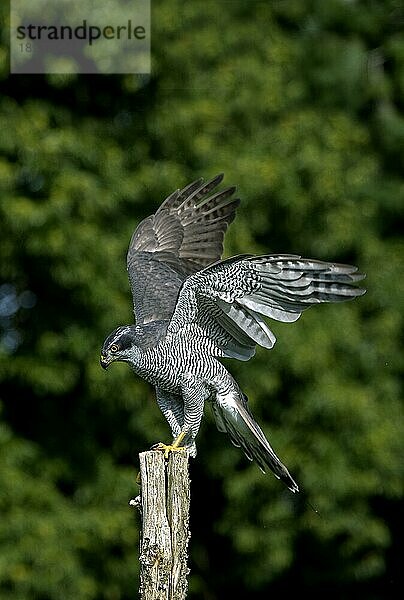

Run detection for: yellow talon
[[153, 431, 187, 459], [157, 443, 186, 459]]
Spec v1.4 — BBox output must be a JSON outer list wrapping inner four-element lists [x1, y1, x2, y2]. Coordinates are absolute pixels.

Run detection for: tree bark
[[138, 451, 190, 600]]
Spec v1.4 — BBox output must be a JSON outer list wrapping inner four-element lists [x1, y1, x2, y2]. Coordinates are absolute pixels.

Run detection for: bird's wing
[[127, 174, 239, 324], [166, 254, 366, 360]]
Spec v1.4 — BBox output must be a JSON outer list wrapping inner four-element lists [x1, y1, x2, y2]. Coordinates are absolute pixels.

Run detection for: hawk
[[100, 174, 365, 492]]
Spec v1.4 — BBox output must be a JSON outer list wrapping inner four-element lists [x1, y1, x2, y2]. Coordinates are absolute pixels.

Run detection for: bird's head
[[100, 324, 141, 369]]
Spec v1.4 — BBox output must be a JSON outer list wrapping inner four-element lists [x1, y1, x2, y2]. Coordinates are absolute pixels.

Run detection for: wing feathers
[[168, 253, 366, 349], [127, 175, 239, 324], [159, 178, 203, 212], [217, 299, 276, 349], [176, 173, 225, 213]]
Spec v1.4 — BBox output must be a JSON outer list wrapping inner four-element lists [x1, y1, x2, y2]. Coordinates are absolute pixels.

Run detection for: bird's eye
[[110, 344, 119, 353]]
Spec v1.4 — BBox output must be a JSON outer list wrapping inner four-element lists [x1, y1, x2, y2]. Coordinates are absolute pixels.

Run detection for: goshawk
[[101, 175, 365, 492]]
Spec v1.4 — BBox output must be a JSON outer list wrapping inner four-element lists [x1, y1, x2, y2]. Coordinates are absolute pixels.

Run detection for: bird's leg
[[171, 430, 187, 449], [152, 380, 209, 459], [181, 380, 208, 441], [152, 388, 188, 458], [155, 388, 184, 438], [152, 431, 188, 459]]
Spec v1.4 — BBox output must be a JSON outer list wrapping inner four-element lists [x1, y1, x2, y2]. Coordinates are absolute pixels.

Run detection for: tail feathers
[[212, 392, 299, 493]]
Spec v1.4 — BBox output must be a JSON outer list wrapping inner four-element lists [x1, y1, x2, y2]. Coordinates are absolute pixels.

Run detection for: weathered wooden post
[[132, 451, 190, 600]]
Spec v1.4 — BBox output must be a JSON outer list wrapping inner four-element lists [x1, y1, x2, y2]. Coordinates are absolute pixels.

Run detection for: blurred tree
[[0, 0, 403, 598]]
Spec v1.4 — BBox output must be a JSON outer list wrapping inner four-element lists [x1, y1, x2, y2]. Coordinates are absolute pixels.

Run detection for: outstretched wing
[[166, 254, 366, 360], [127, 174, 239, 324]]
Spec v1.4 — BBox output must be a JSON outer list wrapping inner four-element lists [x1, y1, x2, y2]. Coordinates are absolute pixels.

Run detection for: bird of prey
[[100, 174, 365, 492]]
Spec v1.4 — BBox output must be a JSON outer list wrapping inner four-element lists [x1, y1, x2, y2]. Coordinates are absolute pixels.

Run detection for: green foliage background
[[1, 1, 403, 598]]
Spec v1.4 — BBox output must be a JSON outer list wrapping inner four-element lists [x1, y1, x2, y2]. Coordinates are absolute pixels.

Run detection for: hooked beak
[[100, 354, 112, 370]]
